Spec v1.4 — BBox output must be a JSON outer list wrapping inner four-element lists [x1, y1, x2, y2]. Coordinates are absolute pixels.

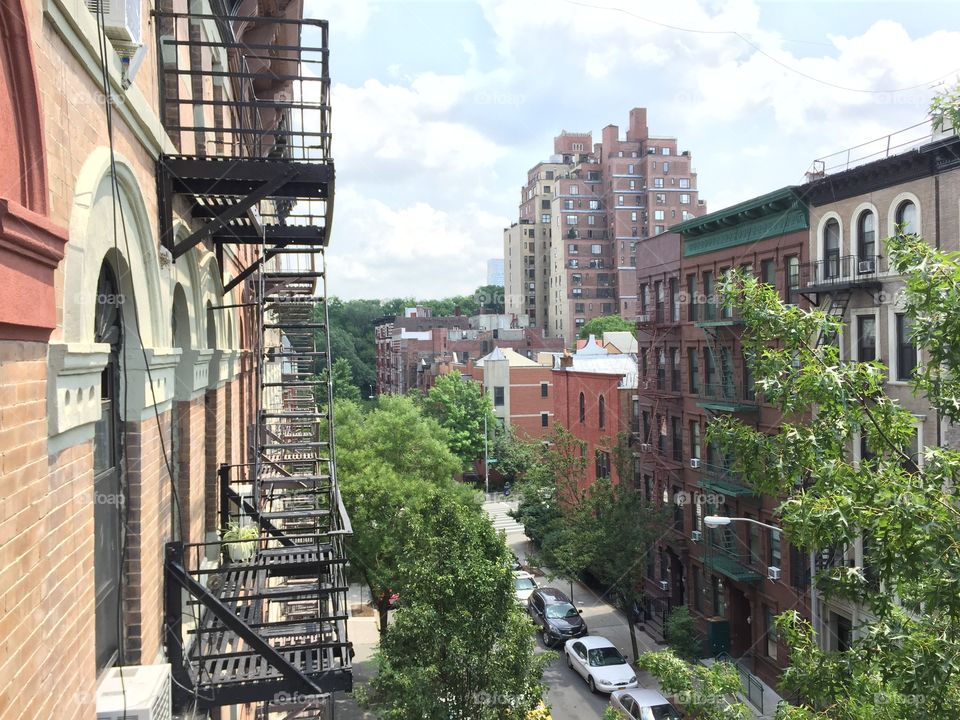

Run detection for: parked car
[[527, 587, 588, 647], [564, 636, 638, 694], [508, 551, 523, 571], [513, 570, 538, 605], [609, 688, 683, 719]]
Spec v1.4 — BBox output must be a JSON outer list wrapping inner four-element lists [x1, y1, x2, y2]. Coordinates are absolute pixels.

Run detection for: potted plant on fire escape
[[221, 521, 259, 562]]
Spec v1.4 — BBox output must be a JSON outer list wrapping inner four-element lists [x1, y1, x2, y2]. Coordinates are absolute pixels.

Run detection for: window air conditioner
[[857, 258, 876, 274], [96, 664, 172, 720], [689, 458, 701, 469], [639, 443, 652, 452], [691, 530, 702, 542], [658, 580, 669, 591], [637, 314, 650, 323], [86, 0, 143, 48], [767, 566, 781, 582]]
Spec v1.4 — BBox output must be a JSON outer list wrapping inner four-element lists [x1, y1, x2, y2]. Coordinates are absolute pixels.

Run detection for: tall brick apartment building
[[635, 188, 813, 686], [0, 1, 350, 718], [504, 108, 707, 346]]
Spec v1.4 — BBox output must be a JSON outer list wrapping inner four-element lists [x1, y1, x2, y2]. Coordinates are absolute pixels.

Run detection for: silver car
[[609, 688, 683, 719]]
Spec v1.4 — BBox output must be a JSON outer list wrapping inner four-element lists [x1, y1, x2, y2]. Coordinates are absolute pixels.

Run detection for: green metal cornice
[[673, 186, 810, 258]]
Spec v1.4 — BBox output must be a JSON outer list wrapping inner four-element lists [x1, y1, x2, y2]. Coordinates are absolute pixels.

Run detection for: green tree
[[652, 229, 960, 718], [636, 650, 750, 719], [491, 425, 538, 484], [371, 488, 552, 719], [664, 606, 702, 661], [420, 373, 496, 464], [474, 284, 506, 314], [317, 357, 361, 403], [577, 314, 637, 341], [575, 434, 670, 663], [930, 81, 960, 135]]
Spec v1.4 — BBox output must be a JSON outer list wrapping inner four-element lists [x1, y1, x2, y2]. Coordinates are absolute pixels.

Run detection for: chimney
[[560, 350, 573, 368]]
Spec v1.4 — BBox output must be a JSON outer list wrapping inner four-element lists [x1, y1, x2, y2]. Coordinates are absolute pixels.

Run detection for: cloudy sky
[[306, 0, 958, 300]]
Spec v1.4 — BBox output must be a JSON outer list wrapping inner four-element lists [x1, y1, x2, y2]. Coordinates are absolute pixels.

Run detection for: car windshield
[[514, 577, 536, 590], [545, 603, 578, 619], [588, 647, 625, 666], [642, 705, 682, 720]]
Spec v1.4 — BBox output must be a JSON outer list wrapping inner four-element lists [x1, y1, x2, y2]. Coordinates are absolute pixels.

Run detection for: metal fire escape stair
[[158, 8, 350, 716], [816, 290, 851, 348]]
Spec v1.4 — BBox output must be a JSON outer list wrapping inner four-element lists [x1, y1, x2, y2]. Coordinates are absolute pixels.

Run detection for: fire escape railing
[[158, 6, 351, 713]]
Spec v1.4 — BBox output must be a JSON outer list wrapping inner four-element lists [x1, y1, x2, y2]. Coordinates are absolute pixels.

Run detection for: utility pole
[[484, 411, 490, 498]]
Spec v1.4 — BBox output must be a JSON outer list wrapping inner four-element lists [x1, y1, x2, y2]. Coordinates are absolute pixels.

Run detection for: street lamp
[[483, 411, 489, 498], [703, 515, 819, 647]]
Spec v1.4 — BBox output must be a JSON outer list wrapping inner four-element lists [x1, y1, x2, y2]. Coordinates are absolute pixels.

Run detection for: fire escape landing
[[156, 8, 350, 713]]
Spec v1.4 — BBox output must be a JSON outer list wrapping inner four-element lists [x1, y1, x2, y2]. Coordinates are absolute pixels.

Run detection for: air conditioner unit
[[86, 0, 143, 48], [639, 443, 652, 452], [691, 530, 702, 542], [96, 664, 172, 720], [689, 458, 701, 469], [767, 566, 781, 582], [858, 258, 876, 274], [658, 580, 669, 591], [637, 313, 650, 323]]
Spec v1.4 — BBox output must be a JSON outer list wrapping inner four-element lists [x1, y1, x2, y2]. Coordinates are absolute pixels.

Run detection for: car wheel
[[565, 652, 572, 668], [540, 629, 552, 647], [587, 676, 596, 694]]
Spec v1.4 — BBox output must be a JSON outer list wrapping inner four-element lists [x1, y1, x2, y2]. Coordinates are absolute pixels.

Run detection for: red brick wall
[[507, 366, 553, 440]]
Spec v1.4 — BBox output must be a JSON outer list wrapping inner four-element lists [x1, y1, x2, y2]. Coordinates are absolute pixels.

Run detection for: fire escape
[[156, 7, 351, 715]]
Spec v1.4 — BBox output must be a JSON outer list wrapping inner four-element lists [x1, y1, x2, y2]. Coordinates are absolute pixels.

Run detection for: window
[[543, 185, 550, 193], [617, 195, 624, 206], [679, 193, 690, 204], [690, 420, 701, 460], [631, 211, 637, 222], [629, 179, 636, 190], [765, 607, 778, 659], [540, 382, 549, 398], [669, 278, 680, 321], [702, 271, 714, 319], [761, 259, 776, 288], [591, 244, 602, 255], [679, 178, 691, 189], [712, 575, 726, 616], [587, 215, 595, 226], [589, 199, 600, 210], [656, 193, 666, 204], [541, 412, 549, 428], [541, 213, 551, 224], [662, 162, 669, 173], [654, 280, 664, 320], [687, 274, 697, 321], [857, 315, 877, 362], [823, 219, 840, 278], [653, 177, 664, 188], [704, 347, 716, 391], [94, 262, 123, 671], [579, 392, 585, 423], [568, 243, 579, 254], [642, 410, 650, 444], [672, 417, 683, 462], [563, 199, 574, 210], [494, 386, 505, 406], [569, 259, 579, 268], [628, 163, 635, 173], [596, 450, 610, 479], [570, 184, 579, 194], [545, 170, 554, 179], [639, 283, 648, 314], [654, 210, 665, 221], [655, 225, 665, 234], [896, 200, 917, 232], [574, 303, 585, 313], [656, 348, 666, 390], [896, 313, 917, 380], [566, 215, 577, 225], [671, 348, 681, 391], [770, 527, 782, 567], [857, 210, 876, 262], [541, 199, 551, 210], [688, 348, 700, 393], [785, 256, 799, 305], [598, 395, 606, 429]]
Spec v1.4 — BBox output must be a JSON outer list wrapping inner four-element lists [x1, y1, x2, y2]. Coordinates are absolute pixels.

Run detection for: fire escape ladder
[[701, 326, 731, 402], [816, 290, 851, 348], [157, 8, 350, 714]]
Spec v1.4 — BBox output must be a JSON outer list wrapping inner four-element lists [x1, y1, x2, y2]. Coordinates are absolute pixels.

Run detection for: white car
[[564, 636, 638, 694], [513, 571, 538, 605], [609, 688, 683, 719]]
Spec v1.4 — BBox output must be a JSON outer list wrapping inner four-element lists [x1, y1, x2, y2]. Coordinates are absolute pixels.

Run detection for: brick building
[[552, 341, 638, 492], [374, 308, 564, 395], [505, 108, 707, 345], [635, 188, 813, 685], [465, 347, 555, 440], [0, 1, 349, 717]]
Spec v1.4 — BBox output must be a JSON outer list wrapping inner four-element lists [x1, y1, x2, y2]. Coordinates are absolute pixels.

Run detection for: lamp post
[[703, 515, 819, 648], [484, 411, 489, 498]]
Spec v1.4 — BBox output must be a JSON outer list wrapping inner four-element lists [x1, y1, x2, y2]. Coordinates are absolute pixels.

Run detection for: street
[[335, 497, 667, 719]]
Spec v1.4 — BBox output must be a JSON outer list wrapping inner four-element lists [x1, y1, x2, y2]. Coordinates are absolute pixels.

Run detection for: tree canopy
[[577, 314, 637, 341], [420, 373, 496, 464]]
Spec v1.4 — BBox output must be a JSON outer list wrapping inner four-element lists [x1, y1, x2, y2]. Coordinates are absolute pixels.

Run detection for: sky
[[306, 0, 960, 301]]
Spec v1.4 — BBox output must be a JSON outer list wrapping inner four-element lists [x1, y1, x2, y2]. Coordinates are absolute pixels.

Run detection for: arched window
[[598, 395, 606, 429], [94, 261, 123, 671], [896, 200, 917, 232], [579, 392, 585, 424], [823, 219, 840, 279], [206, 301, 217, 350], [857, 211, 876, 268]]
